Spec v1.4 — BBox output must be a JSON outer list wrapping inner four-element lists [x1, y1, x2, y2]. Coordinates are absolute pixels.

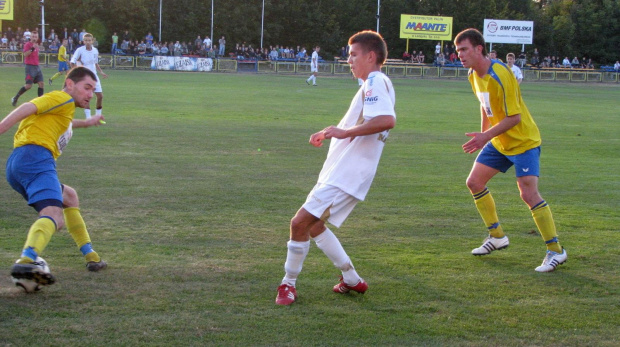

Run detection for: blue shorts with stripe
[[476, 142, 541, 177], [58, 61, 69, 72], [6, 145, 63, 209]]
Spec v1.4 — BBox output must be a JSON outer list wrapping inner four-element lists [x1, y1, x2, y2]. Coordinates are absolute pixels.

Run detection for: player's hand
[[462, 132, 489, 154], [309, 131, 326, 147], [101, 72, 108, 79], [90, 115, 105, 126], [323, 126, 348, 140]]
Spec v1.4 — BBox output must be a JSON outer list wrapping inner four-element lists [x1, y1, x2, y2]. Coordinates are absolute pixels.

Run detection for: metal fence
[[1, 51, 618, 83]]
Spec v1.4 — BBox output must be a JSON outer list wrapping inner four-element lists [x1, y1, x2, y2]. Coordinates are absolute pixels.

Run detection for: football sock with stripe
[[473, 188, 505, 238], [64, 207, 101, 263], [282, 240, 310, 287], [18, 216, 57, 264], [51, 72, 62, 81], [313, 228, 360, 285], [531, 201, 562, 253]]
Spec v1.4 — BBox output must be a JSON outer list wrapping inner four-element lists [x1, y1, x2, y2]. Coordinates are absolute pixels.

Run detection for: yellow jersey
[[13, 91, 76, 159], [58, 45, 68, 62], [469, 61, 541, 155]]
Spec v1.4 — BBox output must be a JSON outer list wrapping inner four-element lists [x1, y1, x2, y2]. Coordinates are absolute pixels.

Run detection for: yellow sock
[[531, 201, 562, 253], [19, 217, 57, 263], [64, 207, 100, 262], [473, 188, 505, 238], [51, 72, 61, 81]]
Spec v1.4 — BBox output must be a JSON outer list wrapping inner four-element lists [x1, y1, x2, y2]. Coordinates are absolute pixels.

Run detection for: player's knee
[[62, 185, 80, 207], [466, 176, 484, 193]]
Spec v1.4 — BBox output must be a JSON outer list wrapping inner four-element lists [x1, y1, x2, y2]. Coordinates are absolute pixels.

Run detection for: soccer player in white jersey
[[305, 46, 320, 86], [276, 31, 396, 305], [506, 53, 523, 84], [70, 33, 108, 119]]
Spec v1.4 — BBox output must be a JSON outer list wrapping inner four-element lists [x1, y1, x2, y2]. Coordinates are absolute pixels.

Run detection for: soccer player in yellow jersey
[[0, 67, 107, 290], [49, 38, 70, 85], [455, 28, 567, 272]]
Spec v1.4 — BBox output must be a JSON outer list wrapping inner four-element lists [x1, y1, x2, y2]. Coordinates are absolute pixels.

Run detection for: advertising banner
[[0, 0, 13, 20], [483, 19, 534, 44], [151, 56, 213, 72], [400, 15, 453, 41]]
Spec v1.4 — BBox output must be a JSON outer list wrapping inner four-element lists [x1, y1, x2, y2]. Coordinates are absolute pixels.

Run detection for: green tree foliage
[[4, 0, 619, 64]]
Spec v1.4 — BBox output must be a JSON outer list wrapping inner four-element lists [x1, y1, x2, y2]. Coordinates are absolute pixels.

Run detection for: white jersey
[[71, 46, 100, 78], [311, 51, 319, 69], [317, 71, 396, 200], [510, 64, 523, 81]]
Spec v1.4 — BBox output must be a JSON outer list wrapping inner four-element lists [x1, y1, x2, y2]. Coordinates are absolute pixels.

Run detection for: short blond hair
[[83, 33, 93, 40]]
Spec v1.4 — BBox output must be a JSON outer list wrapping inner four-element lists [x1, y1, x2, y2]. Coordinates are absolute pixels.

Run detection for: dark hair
[[348, 30, 388, 65], [66, 66, 97, 85], [455, 28, 488, 56]]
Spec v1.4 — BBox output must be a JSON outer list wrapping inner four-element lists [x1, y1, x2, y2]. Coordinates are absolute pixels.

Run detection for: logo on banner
[[487, 21, 498, 33]]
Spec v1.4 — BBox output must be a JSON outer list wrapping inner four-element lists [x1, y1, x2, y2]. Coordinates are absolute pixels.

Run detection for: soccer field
[[0, 67, 618, 346]]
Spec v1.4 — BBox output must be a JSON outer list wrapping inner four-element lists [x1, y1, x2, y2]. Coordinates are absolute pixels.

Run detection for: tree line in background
[[4, 0, 619, 64]]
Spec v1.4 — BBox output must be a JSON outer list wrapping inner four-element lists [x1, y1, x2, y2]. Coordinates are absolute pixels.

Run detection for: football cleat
[[535, 248, 567, 272], [472, 235, 509, 255], [11, 257, 55, 286], [48, 78, 53, 85], [11, 96, 17, 107], [86, 259, 108, 272], [275, 284, 297, 305], [333, 276, 368, 294]]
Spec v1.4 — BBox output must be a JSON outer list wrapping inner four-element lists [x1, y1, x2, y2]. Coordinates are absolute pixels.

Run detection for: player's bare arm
[[96, 64, 108, 78], [463, 113, 521, 154], [324, 115, 395, 140], [0, 103, 38, 135], [72, 115, 105, 128]]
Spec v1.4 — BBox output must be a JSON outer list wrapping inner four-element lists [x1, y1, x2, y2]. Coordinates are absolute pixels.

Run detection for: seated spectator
[[449, 51, 457, 63], [571, 56, 580, 68], [269, 47, 278, 61], [562, 57, 571, 68], [518, 52, 526, 68], [1, 34, 8, 49], [435, 53, 445, 66], [585, 58, 593, 69], [173, 41, 182, 56], [614, 61, 620, 71], [402, 50, 411, 62], [9, 38, 19, 51], [160, 43, 169, 55], [418, 51, 425, 63], [137, 40, 147, 54]]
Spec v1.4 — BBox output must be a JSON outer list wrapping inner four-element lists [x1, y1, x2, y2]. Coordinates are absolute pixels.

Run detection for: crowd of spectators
[[0, 26, 100, 54]]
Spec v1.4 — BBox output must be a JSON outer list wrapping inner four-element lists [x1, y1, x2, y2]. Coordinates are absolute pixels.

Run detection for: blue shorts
[[6, 145, 63, 210], [476, 142, 541, 177], [58, 61, 69, 72]]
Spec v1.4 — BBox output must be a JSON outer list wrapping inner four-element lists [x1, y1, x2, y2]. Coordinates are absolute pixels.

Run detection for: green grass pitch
[[0, 67, 618, 346]]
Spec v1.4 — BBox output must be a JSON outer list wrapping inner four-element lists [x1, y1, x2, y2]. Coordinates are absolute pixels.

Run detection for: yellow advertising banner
[[0, 0, 14, 20], [400, 14, 453, 41]]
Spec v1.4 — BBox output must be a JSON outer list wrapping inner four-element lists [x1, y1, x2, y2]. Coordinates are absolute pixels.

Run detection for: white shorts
[[94, 77, 102, 93], [311, 64, 318, 73], [302, 183, 359, 228]]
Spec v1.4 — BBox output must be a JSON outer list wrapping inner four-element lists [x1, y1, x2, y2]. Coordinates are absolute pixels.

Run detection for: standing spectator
[[435, 41, 441, 57], [218, 36, 226, 56], [111, 32, 119, 54], [145, 32, 153, 46], [306, 46, 320, 86], [614, 61, 620, 72], [122, 30, 131, 43], [70, 33, 108, 119], [518, 51, 526, 68], [71, 28, 79, 46], [48, 29, 57, 43], [454, 28, 566, 273], [11, 32, 44, 107], [6, 27, 15, 43], [194, 36, 202, 50], [275, 30, 396, 306], [62, 27, 70, 41], [203, 36, 211, 50], [78, 29, 87, 43], [506, 53, 523, 84], [23, 28, 32, 42]]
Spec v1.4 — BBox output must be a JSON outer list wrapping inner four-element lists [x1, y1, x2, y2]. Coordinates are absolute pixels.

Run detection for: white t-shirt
[[317, 71, 396, 200], [311, 51, 319, 71], [510, 65, 523, 81], [71, 46, 100, 78]]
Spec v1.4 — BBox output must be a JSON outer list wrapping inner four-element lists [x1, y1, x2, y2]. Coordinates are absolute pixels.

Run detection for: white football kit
[[311, 51, 319, 72], [318, 70, 396, 201], [70, 46, 102, 92], [510, 64, 523, 82]]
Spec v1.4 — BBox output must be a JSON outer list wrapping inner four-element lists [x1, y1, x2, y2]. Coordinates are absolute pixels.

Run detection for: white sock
[[96, 108, 102, 116], [313, 228, 360, 285], [312, 75, 317, 85], [307, 76, 312, 83], [84, 109, 91, 119], [282, 240, 310, 287]]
